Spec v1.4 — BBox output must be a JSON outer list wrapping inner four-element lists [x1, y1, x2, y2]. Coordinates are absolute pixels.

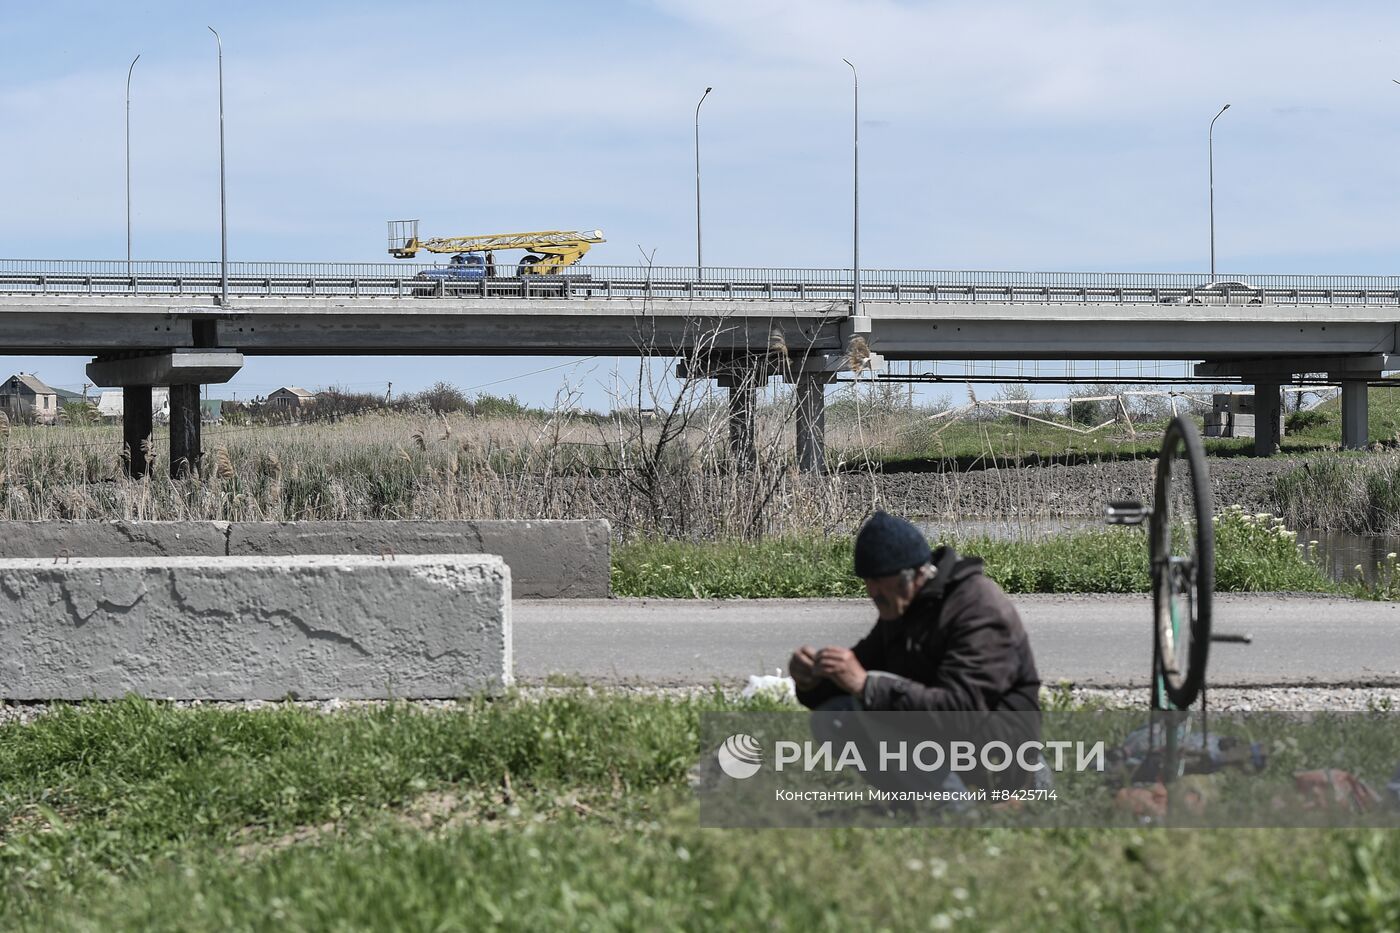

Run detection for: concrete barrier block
[[227, 520, 610, 598], [0, 521, 228, 559], [0, 555, 511, 700], [1213, 392, 1256, 415]]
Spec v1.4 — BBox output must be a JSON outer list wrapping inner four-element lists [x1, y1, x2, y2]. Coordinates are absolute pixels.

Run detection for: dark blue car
[[416, 253, 488, 282]]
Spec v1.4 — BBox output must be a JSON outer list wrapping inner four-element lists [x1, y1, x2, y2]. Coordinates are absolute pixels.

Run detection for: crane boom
[[387, 220, 604, 273]]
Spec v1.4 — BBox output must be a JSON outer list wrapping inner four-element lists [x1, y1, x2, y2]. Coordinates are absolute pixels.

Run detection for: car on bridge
[[1160, 280, 1264, 305], [409, 253, 588, 297]]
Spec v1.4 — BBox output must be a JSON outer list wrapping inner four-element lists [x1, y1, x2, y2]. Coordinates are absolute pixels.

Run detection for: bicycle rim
[[1152, 416, 1215, 708]]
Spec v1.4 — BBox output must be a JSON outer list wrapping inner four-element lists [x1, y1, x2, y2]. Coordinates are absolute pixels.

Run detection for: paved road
[[515, 595, 1400, 688]]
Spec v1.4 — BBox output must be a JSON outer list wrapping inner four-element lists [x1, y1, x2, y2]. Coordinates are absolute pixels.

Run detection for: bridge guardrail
[[3, 262, 1400, 304]]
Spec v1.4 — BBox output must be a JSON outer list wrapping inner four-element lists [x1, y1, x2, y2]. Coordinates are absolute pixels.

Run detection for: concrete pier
[[1252, 382, 1283, 456], [727, 384, 757, 469], [169, 383, 201, 477], [121, 384, 153, 478], [795, 373, 829, 473], [87, 348, 243, 479], [1341, 381, 1369, 450]]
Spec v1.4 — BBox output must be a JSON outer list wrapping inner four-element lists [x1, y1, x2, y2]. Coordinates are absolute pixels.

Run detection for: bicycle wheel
[[1150, 415, 1214, 709]]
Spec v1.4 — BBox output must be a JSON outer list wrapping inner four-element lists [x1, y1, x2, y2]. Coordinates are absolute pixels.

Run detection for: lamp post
[[694, 87, 712, 277], [842, 59, 860, 316], [125, 54, 140, 280], [1209, 103, 1230, 282], [209, 27, 228, 306]]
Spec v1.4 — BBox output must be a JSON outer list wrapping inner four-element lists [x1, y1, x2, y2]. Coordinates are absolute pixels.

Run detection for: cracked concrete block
[[0, 521, 228, 559], [0, 555, 511, 700], [227, 520, 610, 598]]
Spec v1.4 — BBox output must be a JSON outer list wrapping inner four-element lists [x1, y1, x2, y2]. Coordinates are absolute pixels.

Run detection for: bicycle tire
[[1150, 416, 1215, 708]]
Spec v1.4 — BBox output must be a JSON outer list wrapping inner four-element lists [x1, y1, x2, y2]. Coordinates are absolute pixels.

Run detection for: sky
[[4, 0, 1400, 408]]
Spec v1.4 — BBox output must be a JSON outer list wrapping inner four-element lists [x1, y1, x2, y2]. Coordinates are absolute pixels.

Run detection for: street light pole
[[1209, 102, 1231, 282], [842, 59, 860, 317], [209, 27, 228, 306], [125, 54, 140, 280], [694, 87, 712, 277]]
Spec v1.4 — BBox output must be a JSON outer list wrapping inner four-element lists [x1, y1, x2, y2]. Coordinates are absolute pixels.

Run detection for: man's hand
[[788, 645, 820, 690], [815, 646, 868, 696]]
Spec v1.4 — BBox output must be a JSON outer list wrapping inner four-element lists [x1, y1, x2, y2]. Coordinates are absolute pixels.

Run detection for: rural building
[[95, 388, 172, 424], [0, 373, 59, 424], [96, 390, 123, 421], [268, 386, 317, 411], [53, 386, 87, 405]]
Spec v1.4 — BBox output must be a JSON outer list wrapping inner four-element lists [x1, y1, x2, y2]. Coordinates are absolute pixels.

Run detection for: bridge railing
[[3, 260, 1400, 303]]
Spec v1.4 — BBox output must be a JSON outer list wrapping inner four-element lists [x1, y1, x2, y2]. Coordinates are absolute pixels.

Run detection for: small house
[[268, 386, 317, 411], [97, 390, 124, 421], [0, 373, 59, 424], [95, 388, 172, 424]]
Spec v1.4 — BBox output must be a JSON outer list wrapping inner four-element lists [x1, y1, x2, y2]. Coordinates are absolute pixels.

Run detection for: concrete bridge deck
[[0, 294, 1394, 359], [2, 266, 1396, 472]]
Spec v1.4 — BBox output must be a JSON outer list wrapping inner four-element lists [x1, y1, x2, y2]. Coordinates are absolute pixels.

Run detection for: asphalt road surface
[[515, 594, 1400, 688]]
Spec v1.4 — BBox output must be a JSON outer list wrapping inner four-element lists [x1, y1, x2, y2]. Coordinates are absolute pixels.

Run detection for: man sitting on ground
[[789, 511, 1042, 792]]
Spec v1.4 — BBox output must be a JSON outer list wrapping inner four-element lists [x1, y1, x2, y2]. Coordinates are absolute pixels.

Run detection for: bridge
[[2, 260, 1397, 475]]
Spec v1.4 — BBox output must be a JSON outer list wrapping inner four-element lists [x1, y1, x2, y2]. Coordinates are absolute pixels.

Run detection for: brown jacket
[[797, 546, 1041, 712]]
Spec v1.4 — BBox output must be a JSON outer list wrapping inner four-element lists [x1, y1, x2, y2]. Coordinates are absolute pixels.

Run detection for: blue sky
[[4, 1, 1400, 406]]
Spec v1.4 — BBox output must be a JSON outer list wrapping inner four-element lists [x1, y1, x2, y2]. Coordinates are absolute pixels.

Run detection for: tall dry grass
[[0, 404, 874, 540], [0, 377, 1226, 540]]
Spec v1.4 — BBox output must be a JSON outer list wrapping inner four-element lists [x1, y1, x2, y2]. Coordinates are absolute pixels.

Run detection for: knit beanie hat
[[853, 510, 932, 579]]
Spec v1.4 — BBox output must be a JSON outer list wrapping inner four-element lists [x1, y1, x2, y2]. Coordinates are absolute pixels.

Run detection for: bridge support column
[[795, 373, 831, 474], [1253, 382, 1283, 456], [727, 384, 757, 470], [784, 341, 884, 474], [122, 385, 153, 479], [169, 384, 202, 477], [87, 348, 244, 481], [1340, 380, 1370, 450]]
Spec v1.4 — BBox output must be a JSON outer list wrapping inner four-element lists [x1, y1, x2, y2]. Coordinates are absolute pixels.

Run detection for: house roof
[[3, 373, 55, 396], [271, 386, 316, 398], [96, 391, 123, 417], [53, 387, 86, 402]]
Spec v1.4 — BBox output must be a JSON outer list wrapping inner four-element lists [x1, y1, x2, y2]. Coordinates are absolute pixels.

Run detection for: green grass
[[611, 510, 1337, 598], [1275, 452, 1400, 536], [3, 696, 1400, 930], [1285, 385, 1400, 447], [839, 416, 1261, 470], [833, 386, 1400, 469]]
